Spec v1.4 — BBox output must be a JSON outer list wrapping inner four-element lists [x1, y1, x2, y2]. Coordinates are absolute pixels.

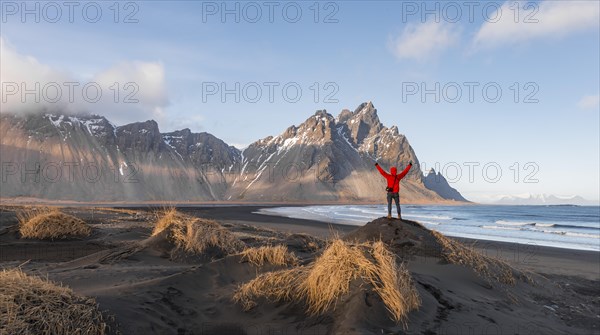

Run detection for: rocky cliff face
[[0, 113, 234, 201], [0, 103, 467, 203]]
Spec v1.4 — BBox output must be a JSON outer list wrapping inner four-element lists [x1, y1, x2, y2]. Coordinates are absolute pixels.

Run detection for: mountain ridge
[[0, 103, 468, 203], [424, 168, 469, 202]]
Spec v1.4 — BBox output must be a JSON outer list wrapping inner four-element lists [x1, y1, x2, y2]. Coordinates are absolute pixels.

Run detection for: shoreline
[[176, 205, 600, 280], [255, 205, 600, 253], [2, 204, 598, 280]]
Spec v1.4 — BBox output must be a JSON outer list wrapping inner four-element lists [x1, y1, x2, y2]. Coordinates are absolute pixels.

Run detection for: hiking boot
[[387, 214, 392, 219], [398, 214, 402, 220]]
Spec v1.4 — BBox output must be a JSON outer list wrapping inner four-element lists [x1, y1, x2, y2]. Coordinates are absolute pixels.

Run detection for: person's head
[[391, 166, 397, 175]]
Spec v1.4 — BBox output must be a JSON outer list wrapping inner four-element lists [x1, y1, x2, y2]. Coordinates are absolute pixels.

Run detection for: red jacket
[[376, 164, 412, 193]]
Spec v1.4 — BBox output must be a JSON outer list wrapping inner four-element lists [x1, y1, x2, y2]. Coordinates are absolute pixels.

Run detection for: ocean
[[257, 205, 600, 252]]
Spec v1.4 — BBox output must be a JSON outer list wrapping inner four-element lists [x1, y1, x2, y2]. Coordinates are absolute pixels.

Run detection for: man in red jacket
[[375, 161, 412, 219]]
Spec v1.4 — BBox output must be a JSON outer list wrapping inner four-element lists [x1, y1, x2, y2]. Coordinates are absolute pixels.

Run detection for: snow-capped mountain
[[485, 194, 597, 206], [0, 113, 237, 201], [228, 102, 436, 201], [0, 102, 467, 203]]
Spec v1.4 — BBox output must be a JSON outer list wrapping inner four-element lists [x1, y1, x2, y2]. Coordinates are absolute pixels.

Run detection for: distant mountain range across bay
[[479, 194, 598, 206]]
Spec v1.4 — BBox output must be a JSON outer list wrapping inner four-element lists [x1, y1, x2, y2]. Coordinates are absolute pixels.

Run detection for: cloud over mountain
[[0, 37, 169, 125]]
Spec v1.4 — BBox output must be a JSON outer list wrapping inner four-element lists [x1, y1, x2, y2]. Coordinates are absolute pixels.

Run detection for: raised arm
[[398, 161, 413, 180], [375, 162, 390, 178]]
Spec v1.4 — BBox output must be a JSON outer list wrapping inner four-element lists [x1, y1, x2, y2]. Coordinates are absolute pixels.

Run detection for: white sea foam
[[418, 220, 441, 225], [482, 225, 522, 231], [545, 231, 600, 239], [405, 214, 453, 220], [495, 220, 534, 226], [255, 205, 600, 251]]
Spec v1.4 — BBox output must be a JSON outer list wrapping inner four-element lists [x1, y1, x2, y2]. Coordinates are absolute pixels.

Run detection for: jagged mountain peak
[[118, 119, 159, 131], [264, 110, 336, 147], [314, 109, 331, 117], [336, 109, 352, 123], [11, 112, 119, 143], [336, 102, 377, 120], [282, 125, 298, 138], [42, 112, 112, 127], [354, 101, 375, 114], [424, 169, 468, 202], [294, 110, 336, 142], [388, 125, 400, 136], [352, 101, 380, 124], [115, 120, 163, 153], [310, 110, 335, 126], [250, 105, 385, 153], [172, 128, 193, 136], [308, 110, 334, 123], [254, 135, 274, 146], [340, 102, 384, 146]]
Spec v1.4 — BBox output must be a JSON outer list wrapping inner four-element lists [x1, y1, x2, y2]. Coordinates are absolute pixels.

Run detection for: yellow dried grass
[[234, 239, 420, 325], [301, 239, 375, 315], [431, 230, 518, 285], [232, 267, 308, 311], [91, 207, 140, 215], [239, 245, 299, 267], [370, 241, 421, 323], [17, 207, 91, 240], [152, 208, 244, 256], [0, 268, 108, 335]]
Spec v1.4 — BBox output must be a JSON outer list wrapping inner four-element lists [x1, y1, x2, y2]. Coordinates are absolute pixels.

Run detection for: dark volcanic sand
[[1, 205, 598, 335]]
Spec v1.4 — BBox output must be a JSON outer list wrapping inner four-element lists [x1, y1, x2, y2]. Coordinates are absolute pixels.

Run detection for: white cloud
[[0, 37, 169, 125], [228, 143, 249, 150], [473, 0, 600, 49], [388, 21, 459, 61], [1, 38, 72, 113], [578, 94, 600, 110], [165, 114, 205, 133]]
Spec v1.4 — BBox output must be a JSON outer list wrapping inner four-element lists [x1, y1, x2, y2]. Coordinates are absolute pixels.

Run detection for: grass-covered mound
[[234, 239, 420, 325], [0, 268, 108, 335], [150, 208, 244, 259], [346, 217, 534, 286], [18, 207, 92, 240], [431, 230, 534, 285], [239, 245, 299, 267]]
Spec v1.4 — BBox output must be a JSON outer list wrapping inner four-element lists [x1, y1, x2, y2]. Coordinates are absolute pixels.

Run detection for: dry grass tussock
[[18, 207, 91, 240], [0, 268, 108, 335], [234, 239, 420, 325], [152, 208, 244, 256], [240, 245, 299, 267], [91, 207, 140, 215], [431, 230, 533, 285]]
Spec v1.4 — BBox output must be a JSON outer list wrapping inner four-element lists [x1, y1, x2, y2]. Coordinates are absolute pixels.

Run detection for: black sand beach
[[1, 205, 598, 334]]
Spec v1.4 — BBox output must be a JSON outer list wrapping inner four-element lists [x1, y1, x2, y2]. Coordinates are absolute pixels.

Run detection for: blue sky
[[1, 0, 599, 201]]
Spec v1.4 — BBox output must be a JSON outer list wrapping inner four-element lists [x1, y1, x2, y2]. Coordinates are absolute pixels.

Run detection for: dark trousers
[[387, 192, 400, 216]]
